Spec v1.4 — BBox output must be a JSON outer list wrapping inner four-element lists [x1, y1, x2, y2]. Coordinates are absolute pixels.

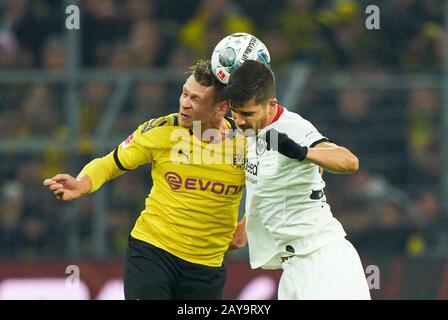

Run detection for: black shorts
[[124, 236, 227, 300]]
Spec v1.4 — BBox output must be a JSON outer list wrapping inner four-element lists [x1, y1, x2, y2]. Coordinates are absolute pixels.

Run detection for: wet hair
[[225, 60, 276, 107], [188, 59, 226, 103]]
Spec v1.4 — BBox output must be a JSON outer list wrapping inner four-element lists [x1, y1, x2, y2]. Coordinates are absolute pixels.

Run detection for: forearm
[[78, 152, 125, 193], [306, 146, 359, 174], [75, 174, 94, 195], [265, 129, 359, 174]]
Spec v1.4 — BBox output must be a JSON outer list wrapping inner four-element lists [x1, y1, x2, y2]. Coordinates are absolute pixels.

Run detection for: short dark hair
[[188, 59, 226, 103], [225, 60, 276, 107]]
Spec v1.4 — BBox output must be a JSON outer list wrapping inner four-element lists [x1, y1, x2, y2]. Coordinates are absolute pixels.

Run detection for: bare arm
[[264, 130, 358, 174], [306, 141, 359, 174]]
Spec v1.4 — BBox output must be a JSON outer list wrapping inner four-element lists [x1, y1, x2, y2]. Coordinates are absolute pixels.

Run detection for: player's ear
[[267, 98, 278, 115], [216, 100, 228, 117]]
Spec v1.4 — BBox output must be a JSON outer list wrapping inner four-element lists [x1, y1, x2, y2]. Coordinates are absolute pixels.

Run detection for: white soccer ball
[[211, 32, 271, 84]]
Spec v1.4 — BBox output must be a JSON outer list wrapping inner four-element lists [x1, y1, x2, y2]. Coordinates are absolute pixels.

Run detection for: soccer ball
[[211, 32, 271, 84]]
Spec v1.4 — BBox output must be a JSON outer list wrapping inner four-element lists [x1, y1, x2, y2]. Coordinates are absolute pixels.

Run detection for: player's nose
[[232, 113, 242, 124], [180, 102, 191, 111], [179, 95, 191, 110], [235, 117, 246, 128]]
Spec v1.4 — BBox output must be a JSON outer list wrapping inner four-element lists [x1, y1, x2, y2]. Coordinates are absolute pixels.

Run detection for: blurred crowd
[[0, 0, 446, 260], [0, 0, 444, 70], [301, 85, 446, 258]]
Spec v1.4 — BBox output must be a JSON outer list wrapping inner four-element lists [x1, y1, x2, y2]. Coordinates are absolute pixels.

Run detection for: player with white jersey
[[225, 60, 371, 300]]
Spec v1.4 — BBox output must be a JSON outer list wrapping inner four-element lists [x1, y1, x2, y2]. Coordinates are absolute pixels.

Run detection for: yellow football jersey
[[80, 113, 245, 267]]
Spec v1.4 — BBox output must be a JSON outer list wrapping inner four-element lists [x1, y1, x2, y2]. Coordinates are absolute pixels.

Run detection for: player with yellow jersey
[[43, 60, 246, 300]]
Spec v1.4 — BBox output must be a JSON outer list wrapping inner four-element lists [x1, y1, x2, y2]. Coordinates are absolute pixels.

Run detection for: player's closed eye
[[230, 108, 253, 117]]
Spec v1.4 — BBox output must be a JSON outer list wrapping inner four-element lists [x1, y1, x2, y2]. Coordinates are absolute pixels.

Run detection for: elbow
[[341, 147, 359, 173], [348, 155, 359, 173]]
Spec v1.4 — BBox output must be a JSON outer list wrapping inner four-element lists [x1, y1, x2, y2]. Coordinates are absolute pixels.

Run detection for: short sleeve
[[114, 122, 154, 171], [282, 117, 328, 148]]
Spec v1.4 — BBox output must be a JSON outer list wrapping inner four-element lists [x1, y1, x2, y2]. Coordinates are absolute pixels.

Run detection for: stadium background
[[0, 0, 446, 299]]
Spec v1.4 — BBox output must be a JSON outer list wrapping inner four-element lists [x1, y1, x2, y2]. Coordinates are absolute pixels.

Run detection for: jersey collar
[[272, 103, 284, 123], [256, 103, 285, 137]]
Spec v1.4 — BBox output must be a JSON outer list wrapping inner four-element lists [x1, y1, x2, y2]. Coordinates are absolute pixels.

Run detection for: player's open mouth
[[180, 113, 191, 118]]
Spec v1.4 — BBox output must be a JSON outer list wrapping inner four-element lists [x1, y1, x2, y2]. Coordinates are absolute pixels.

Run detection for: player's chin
[[179, 117, 193, 128]]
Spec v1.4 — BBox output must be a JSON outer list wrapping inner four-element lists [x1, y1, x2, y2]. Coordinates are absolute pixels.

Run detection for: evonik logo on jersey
[[164, 172, 243, 195]]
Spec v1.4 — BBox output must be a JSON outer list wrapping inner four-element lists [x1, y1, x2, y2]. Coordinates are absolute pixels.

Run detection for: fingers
[[49, 183, 63, 191], [43, 174, 75, 201], [53, 187, 66, 201], [52, 173, 70, 182], [44, 179, 65, 188], [43, 173, 71, 186], [43, 179, 55, 186], [44, 174, 70, 184], [54, 188, 64, 195], [43, 178, 65, 199]]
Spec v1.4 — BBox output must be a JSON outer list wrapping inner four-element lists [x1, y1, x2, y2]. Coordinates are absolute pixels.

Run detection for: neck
[[265, 102, 279, 127]]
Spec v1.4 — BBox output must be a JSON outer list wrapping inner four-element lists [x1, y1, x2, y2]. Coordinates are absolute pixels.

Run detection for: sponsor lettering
[[241, 36, 257, 62], [165, 171, 242, 195], [245, 160, 259, 176]]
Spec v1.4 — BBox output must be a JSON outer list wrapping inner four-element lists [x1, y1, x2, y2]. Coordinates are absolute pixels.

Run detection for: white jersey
[[245, 106, 347, 270]]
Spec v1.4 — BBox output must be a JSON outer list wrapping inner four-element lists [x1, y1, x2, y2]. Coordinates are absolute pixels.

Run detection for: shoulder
[[273, 109, 326, 146], [275, 109, 316, 134], [139, 113, 180, 134], [125, 113, 182, 148]]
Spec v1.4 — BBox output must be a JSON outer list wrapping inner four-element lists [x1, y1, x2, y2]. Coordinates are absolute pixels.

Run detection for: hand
[[263, 129, 308, 161], [43, 174, 83, 201], [228, 216, 247, 251]]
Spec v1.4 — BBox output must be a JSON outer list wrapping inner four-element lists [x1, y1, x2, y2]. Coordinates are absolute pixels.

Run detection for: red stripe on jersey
[[272, 104, 284, 123]]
